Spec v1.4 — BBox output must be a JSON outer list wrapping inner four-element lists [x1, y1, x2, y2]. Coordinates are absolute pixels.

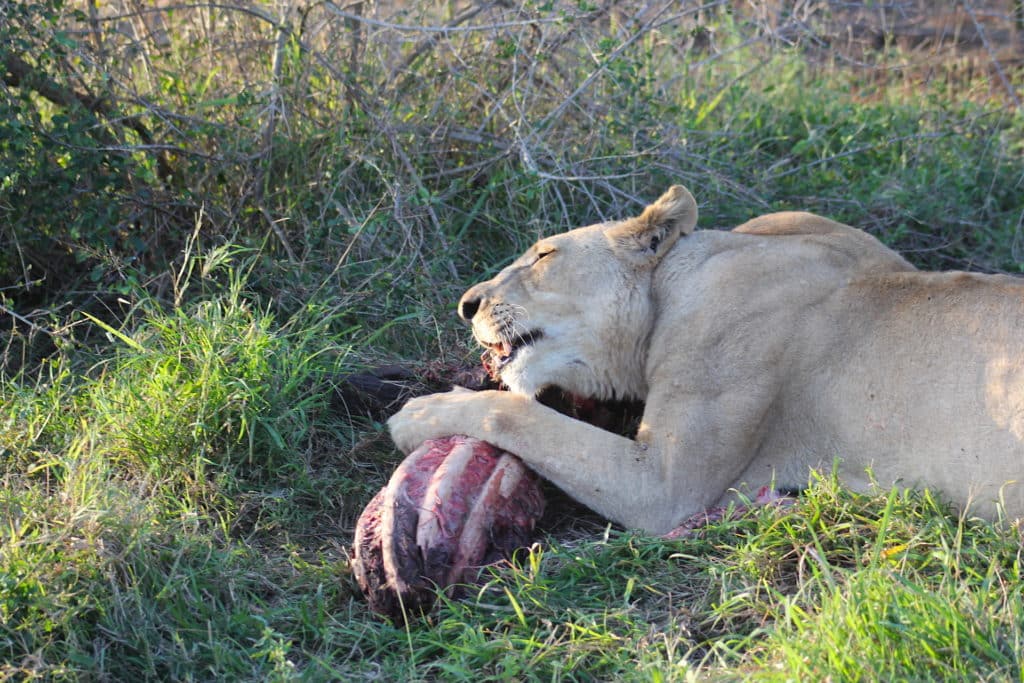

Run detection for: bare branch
[[323, 2, 569, 34], [0, 303, 61, 340], [2, 52, 175, 182], [960, 0, 1021, 109]]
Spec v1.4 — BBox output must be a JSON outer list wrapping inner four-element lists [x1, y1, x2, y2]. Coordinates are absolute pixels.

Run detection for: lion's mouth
[[480, 330, 543, 378]]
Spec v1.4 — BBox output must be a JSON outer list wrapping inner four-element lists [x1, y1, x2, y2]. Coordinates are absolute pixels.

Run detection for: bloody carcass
[[351, 435, 545, 620]]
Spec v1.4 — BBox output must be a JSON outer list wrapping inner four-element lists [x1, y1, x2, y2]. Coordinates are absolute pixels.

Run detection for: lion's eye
[[535, 249, 554, 263]]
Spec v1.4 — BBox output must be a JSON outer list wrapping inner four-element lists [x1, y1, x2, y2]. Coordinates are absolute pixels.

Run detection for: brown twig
[[345, 1, 364, 112]]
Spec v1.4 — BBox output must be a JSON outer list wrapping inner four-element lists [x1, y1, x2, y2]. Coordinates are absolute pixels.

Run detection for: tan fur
[[389, 186, 1024, 534]]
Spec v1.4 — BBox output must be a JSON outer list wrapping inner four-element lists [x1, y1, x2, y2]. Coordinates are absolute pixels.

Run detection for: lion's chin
[[492, 335, 644, 403], [495, 347, 542, 396], [498, 346, 599, 399]]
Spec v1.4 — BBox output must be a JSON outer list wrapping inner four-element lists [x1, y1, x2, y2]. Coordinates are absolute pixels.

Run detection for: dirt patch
[[748, 1, 1023, 105]]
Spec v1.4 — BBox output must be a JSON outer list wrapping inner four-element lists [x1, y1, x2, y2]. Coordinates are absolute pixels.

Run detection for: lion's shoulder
[[732, 211, 854, 237], [729, 211, 915, 273]]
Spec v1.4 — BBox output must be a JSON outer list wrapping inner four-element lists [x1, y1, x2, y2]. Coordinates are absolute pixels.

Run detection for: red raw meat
[[352, 435, 545, 620]]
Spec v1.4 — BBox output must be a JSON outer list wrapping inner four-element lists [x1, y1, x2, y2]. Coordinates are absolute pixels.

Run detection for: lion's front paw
[[387, 395, 434, 454], [388, 389, 512, 453], [387, 391, 471, 453]]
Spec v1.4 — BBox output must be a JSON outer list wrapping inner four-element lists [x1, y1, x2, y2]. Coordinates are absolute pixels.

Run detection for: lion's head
[[458, 185, 698, 399]]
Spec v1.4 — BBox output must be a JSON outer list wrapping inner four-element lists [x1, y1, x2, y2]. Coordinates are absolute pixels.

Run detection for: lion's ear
[[607, 185, 697, 264]]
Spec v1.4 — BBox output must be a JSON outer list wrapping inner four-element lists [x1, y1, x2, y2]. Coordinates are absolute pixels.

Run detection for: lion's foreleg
[[388, 389, 682, 532]]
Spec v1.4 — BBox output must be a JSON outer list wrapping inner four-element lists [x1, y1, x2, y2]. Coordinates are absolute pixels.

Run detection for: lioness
[[388, 185, 1024, 534]]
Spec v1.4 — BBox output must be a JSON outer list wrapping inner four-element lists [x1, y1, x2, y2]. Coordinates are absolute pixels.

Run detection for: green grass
[[2, 1, 1024, 680]]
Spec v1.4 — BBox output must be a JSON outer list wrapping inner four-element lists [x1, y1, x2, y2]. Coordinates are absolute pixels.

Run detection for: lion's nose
[[458, 293, 481, 321]]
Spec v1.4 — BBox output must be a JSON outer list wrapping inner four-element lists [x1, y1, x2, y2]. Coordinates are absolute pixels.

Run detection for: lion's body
[[389, 187, 1024, 533]]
